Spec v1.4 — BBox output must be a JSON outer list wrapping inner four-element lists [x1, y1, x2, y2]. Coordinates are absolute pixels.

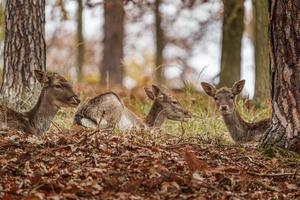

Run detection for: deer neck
[[221, 108, 248, 143], [145, 101, 167, 127], [26, 88, 60, 134]]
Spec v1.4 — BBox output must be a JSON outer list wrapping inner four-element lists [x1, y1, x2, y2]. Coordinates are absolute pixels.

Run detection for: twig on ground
[[51, 120, 63, 132], [253, 180, 280, 192], [235, 156, 268, 168], [247, 171, 298, 177]]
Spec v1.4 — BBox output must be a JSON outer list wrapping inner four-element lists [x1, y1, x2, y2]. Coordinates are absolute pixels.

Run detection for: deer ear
[[34, 70, 49, 84], [201, 82, 216, 97], [232, 80, 245, 95], [144, 87, 155, 100], [152, 84, 161, 97]]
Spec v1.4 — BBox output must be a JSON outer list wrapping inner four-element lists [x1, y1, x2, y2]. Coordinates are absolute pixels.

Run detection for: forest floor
[[0, 129, 299, 199], [0, 87, 299, 199]]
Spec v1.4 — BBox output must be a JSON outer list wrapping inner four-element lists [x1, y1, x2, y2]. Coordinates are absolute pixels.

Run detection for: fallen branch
[[253, 180, 280, 192], [51, 120, 63, 132], [247, 171, 298, 177], [235, 156, 268, 168]]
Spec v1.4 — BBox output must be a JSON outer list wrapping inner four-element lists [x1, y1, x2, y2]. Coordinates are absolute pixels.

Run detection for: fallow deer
[[0, 70, 80, 134], [201, 80, 271, 144], [74, 85, 192, 130]]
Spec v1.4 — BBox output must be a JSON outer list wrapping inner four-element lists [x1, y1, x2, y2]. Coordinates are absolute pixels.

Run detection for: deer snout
[[219, 105, 229, 112], [184, 110, 193, 118], [182, 110, 192, 122]]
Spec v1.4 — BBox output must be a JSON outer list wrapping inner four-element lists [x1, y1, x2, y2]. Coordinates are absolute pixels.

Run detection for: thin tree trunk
[[0, 2, 4, 41], [219, 0, 244, 87], [253, 0, 269, 101], [260, 0, 300, 152], [76, 0, 85, 82], [154, 0, 165, 84], [0, 2, 4, 83], [100, 0, 124, 86], [0, 0, 46, 108]]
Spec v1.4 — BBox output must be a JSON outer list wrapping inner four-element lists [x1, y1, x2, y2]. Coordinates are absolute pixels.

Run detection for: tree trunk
[[219, 0, 244, 87], [100, 0, 124, 86], [0, 2, 4, 41], [0, 2, 4, 82], [260, 0, 300, 152], [76, 0, 85, 82], [253, 0, 269, 101], [154, 0, 165, 84], [0, 0, 46, 108]]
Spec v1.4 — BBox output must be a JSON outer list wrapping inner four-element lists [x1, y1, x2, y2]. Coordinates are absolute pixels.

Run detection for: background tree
[[0, 0, 46, 107], [154, 0, 165, 84], [253, 0, 269, 101], [124, 1, 219, 89], [0, 2, 5, 83], [76, 0, 85, 82], [260, 0, 300, 152], [100, 0, 124, 86], [0, 2, 4, 41], [219, 0, 244, 87]]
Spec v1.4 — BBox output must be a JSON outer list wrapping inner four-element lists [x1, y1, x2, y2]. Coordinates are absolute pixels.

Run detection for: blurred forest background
[[0, 0, 268, 99]]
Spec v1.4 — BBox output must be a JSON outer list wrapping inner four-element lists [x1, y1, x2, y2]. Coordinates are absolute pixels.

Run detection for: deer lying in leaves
[[74, 85, 192, 130], [0, 70, 80, 134], [201, 80, 271, 144]]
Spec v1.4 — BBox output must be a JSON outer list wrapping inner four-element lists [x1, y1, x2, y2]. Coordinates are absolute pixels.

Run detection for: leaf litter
[[0, 129, 299, 200]]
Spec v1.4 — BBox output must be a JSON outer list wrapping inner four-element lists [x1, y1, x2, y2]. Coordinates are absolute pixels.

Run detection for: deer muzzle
[[219, 105, 229, 111], [183, 110, 193, 121]]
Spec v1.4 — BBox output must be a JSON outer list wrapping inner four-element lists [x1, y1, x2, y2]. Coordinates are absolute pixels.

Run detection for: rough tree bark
[[260, 0, 300, 152], [253, 0, 269, 101], [154, 0, 165, 84], [76, 0, 85, 82], [219, 0, 244, 87], [100, 0, 124, 86], [0, 0, 46, 108]]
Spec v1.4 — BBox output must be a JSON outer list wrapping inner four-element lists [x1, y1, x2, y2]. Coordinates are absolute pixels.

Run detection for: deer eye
[[214, 97, 218, 100], [55, 85, 62, 89], [171, 101, 178, 105], [230, 96, 234, 99]]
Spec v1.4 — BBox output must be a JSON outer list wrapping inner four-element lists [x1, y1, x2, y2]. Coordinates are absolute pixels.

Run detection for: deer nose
[[184, 110, 193, 118], [219, 105, 229, 111]]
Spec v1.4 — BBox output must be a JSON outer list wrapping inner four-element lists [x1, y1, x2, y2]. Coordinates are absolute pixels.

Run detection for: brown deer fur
[[201, 80, 271, 143], [74, 85, 192, 130], [0, 70, 80, 134]]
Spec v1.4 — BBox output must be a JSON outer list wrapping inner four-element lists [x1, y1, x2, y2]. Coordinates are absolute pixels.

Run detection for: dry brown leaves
[[0, 130, 299, 199]]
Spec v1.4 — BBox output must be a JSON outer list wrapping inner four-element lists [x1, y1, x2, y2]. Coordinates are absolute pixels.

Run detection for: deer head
[[34, 70, 80, 108], [144, 85, 192, 121], [201, 80, 245, 115]]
